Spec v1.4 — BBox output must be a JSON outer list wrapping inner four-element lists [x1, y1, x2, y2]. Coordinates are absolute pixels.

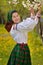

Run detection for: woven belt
[[17, 43, 27, 49]]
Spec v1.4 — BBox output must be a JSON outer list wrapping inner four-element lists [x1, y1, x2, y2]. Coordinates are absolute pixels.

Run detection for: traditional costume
[[7, 10, 38, 65]]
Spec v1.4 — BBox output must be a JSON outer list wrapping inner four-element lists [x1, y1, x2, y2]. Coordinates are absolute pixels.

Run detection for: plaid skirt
[[7, 43, 32, 65]]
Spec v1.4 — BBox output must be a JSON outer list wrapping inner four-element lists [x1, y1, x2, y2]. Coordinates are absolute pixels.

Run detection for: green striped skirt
[[7, 43, 32, 65]]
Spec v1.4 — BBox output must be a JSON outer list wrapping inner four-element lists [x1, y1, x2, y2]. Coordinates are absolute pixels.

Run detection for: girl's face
[[12, 12, 21, 24]]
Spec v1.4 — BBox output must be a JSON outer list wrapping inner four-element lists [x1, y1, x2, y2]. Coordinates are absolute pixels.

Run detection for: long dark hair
[[5, 10, 17, 32]]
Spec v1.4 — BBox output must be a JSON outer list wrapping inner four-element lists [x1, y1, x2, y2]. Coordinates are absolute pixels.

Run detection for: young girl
[[5, 6, 41, 65]]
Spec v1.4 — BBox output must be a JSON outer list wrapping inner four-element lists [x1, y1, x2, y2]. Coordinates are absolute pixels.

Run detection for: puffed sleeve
[[16, 15, 38, 32]]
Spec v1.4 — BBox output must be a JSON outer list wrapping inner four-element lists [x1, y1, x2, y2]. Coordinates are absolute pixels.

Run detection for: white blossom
[[12, 0, 19, 4], [22, 1, 27, 7], [22, 0, 42, 11], [13, 0, 17, 2], [8, 1, 11, 4]]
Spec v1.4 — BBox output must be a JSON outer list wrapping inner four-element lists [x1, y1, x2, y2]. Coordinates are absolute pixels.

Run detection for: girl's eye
[[13, 16, 15, 18], [13, 14, 19, 18]]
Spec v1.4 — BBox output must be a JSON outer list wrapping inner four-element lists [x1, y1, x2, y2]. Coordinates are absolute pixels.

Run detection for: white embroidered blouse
[[10, 15, 38, 44]]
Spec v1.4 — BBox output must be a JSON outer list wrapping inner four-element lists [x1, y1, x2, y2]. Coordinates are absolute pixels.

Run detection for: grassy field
[[0, 24, 43, 65]]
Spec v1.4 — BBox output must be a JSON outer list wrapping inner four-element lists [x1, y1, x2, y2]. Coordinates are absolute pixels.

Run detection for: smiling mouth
[[15, 19, 19, 21]]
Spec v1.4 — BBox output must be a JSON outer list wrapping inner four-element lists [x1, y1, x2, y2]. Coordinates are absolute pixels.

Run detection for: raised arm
[[15, 17, 38, 32], [13, 6, 41, 32]]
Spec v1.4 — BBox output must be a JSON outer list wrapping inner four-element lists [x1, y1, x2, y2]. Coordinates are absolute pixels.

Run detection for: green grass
[[0, 24, 43, 65]]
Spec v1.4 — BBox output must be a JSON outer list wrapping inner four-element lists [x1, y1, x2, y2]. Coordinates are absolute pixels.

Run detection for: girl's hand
[[30, 6, 35, 16], [29, 6, 35, 19], [37, 3, 41, 10], [36, 3, 41, 18]]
